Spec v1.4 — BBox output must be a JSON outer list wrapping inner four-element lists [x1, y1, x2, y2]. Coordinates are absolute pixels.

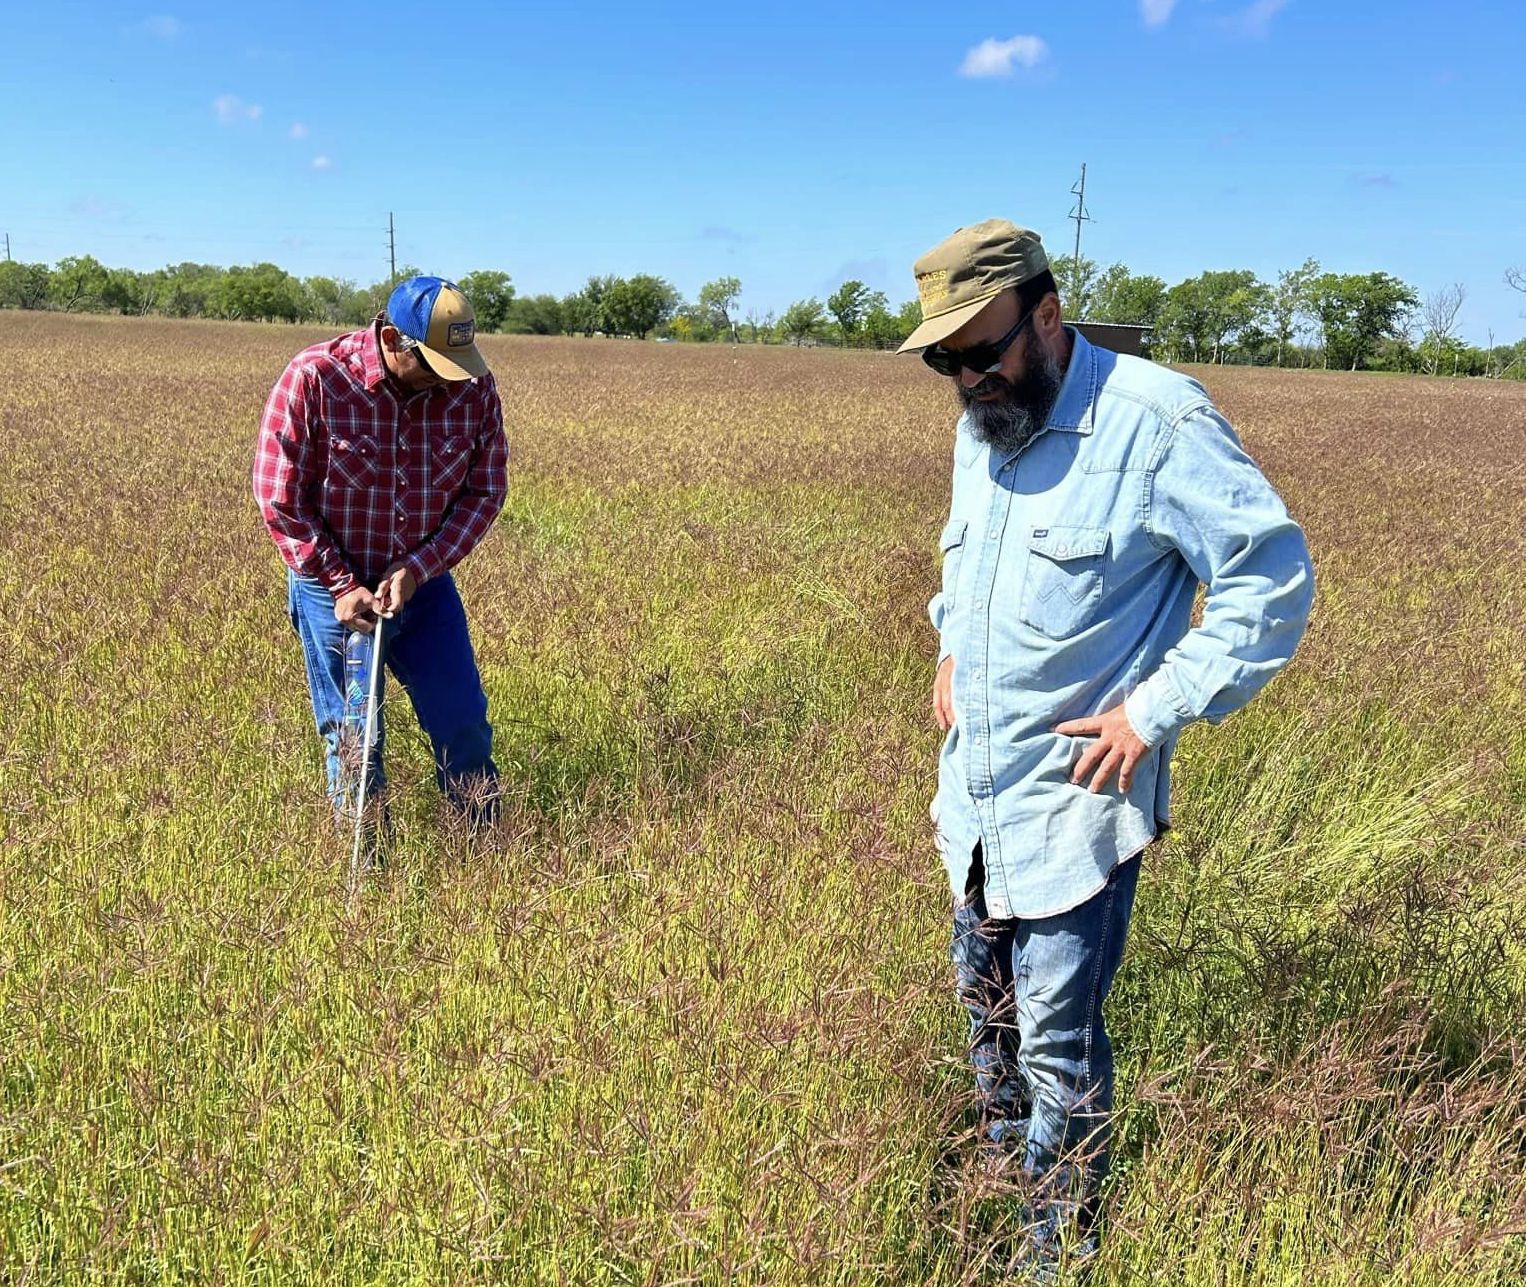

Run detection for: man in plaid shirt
[[253, 275, 508, 838]]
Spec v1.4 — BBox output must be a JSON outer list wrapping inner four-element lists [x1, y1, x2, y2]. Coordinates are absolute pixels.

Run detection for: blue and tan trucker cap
[[386, 276, 489, 380]]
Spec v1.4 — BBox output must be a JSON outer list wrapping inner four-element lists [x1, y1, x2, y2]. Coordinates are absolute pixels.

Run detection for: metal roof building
[[1073, 322, 1153, 357]]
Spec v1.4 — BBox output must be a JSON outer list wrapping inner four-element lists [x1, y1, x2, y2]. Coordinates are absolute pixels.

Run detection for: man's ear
[[1035, 291, 1064, 341], [379, 323, 400, 352]]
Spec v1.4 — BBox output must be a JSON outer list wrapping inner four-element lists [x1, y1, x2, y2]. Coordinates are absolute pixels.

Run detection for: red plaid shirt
[[253, 322, 508, 598]]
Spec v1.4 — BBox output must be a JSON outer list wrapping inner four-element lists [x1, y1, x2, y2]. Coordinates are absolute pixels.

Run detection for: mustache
[[960, 372, 1014, 404]]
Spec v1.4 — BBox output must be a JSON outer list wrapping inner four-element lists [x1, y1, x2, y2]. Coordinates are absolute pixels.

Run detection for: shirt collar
[[360, 319, 468, 405], [359, 320, 389, 392], [1043, 326, 1097, 436]]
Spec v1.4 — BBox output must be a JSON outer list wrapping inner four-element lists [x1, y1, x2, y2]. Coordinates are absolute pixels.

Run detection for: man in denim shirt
[[902, 220, 1313, 1267]]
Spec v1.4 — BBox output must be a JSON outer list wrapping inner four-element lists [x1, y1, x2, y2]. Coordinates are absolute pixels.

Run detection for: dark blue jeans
[[287, 570, 499, 823], [951, 845, 1140, 1253]]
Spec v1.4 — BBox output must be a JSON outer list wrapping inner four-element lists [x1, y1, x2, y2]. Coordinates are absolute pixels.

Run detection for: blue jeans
[[286, 570, 499, 823], [951, 844, 1140, 1251]]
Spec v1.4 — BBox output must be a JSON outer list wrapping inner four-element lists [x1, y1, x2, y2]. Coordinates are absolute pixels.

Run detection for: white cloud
[[1140, 0, 1177, 27], [289, 122, 309, 140], [143, 14, 181, 39], [311, 154, 333, 171], [959, 35, 1050, 78], [212, 94, 262, 125], [1223, 0, 1289, 38]]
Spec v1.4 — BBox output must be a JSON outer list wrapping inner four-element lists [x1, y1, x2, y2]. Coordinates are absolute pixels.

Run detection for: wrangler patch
[[447, 320, 475, 347]]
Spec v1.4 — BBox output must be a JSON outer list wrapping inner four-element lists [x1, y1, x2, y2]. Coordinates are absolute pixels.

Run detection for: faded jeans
[[286, 570, 499, 825], [951, 843, 1140, 1252]]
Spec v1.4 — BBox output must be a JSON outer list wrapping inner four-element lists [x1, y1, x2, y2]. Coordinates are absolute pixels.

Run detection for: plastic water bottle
[[343, 628, 373, 738]]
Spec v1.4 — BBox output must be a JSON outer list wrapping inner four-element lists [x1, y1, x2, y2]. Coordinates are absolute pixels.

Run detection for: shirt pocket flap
[[1028, 526, 1109, 562], [328, 436, 378, 488], [940, 519, 969, 552]]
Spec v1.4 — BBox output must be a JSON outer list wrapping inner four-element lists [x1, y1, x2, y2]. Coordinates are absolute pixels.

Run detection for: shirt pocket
[[1019, 526, 1109, 639], [939, 518, 969, 613], [431, 434, 472, 493], [327, 436, 378, 490]]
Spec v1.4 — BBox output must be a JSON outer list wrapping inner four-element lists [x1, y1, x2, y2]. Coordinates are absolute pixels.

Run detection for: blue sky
[[3, 1, 1524, 340]]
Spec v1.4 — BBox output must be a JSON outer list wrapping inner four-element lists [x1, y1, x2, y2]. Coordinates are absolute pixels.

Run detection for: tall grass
[[1, 314, 1523, 1283]]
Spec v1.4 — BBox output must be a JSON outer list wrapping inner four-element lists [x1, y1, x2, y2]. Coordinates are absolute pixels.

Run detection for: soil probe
[[348, 611, 393, 891]]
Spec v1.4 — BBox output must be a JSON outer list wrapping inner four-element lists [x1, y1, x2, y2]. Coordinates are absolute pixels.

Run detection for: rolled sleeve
[[929, 591, 953, 666]]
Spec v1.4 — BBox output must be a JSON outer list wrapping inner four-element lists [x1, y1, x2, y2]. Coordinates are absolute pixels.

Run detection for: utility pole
[[388, 212, 397, 284], [1067, 163, 1093, 312], [3, 233, 10, 262]]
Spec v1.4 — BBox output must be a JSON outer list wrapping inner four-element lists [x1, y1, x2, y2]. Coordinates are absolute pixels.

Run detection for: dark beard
[[957, 339, 1066, 457]]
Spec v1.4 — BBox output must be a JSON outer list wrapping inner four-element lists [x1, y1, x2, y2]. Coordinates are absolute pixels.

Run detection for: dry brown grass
[[1, 312, 1524, 1283]]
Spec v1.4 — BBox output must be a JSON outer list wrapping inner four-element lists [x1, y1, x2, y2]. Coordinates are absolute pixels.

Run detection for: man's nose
[[958, 364, 987, 389]]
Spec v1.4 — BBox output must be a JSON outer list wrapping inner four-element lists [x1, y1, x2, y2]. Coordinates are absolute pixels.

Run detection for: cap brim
[[895, 290, 1004, 355], [418, 341, 489, 381]]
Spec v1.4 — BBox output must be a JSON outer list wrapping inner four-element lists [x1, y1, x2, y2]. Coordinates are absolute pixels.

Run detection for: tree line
[[3, 252, 1523, 377], [1060, 256, 1526, 378]]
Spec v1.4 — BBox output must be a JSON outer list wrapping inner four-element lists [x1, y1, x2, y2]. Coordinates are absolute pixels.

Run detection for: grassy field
[[2, 312, 1525, 1284]]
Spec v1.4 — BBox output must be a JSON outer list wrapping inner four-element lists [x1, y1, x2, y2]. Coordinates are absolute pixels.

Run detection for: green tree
[[0, 261, 53, 310], [209, 262, 306, 322], [1268, 258, 1321, 367], [504, 293, 565, 335], [564, 274, 618, 336], [665, 302, 713, 342], [1050, 254, 1098, 318], [603, 274, 679, 338], [458, 270, 515, 333], [828, 280, 880, 345], [50, 255, 110, 312], [861, 301, 894, 349], [157, 263, 223, 318], [99, 268, 156, 315], [1156, 270, 1269, 364], [779, 297, 828, 346], [1088, 264, 1167, 327], [303, 276, 362, 326], [560, 286, 597, 336], [697, 275, 742, 343], [1308, 271, 1419, 371]]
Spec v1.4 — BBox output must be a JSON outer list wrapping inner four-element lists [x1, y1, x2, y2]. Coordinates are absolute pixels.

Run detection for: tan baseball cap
[[386, 276, 489, 380], [897, 219, 1050, 354]]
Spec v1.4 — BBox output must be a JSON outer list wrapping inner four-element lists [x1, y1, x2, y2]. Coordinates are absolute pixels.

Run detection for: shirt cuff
[[324, 568, 359, 599], [402, 550, 437, 588], [1124, 670, 1195, 749]]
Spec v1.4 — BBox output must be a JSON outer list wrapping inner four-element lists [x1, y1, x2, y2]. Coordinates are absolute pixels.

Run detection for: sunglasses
[[921, 306, 1036, 378], [394, 332, 442, 381], [410, 344, 440, 379]]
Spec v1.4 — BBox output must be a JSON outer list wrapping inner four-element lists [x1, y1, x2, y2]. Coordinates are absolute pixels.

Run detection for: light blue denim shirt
[[930, 330, 1313, 919]]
